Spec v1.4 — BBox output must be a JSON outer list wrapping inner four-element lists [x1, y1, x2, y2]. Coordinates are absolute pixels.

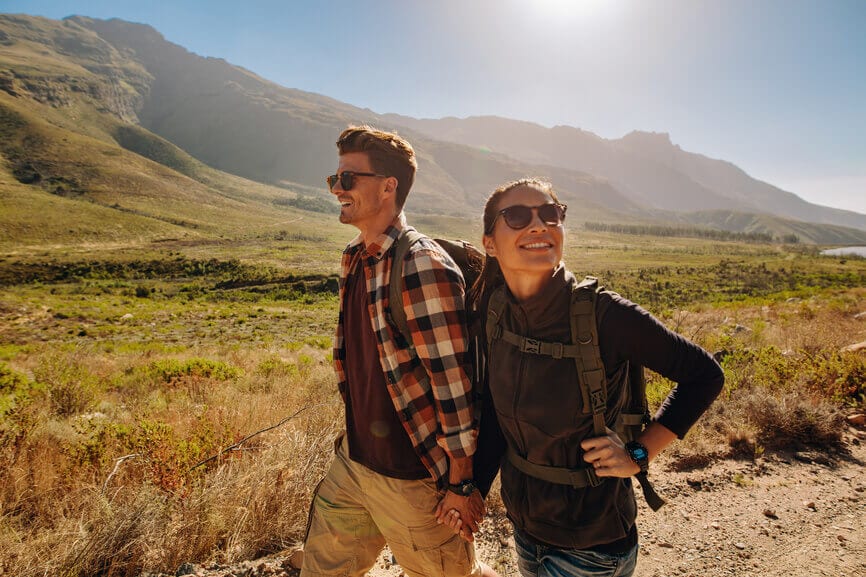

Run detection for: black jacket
[[486, 266, 724, 550]]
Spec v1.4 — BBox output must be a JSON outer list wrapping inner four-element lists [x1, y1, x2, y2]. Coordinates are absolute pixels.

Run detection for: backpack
[[387, 228, 504, 497], [485, 276, 666, 511]]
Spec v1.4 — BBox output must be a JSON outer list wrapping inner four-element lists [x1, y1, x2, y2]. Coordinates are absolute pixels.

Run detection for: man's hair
[[336, 125, 417, 209]]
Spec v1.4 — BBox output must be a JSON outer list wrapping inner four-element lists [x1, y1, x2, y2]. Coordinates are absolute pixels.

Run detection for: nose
[[527, 208, 548, 231]]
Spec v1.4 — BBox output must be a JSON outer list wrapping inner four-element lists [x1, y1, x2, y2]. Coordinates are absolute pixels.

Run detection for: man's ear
[[482, 235, 497, 257], [384, 176, 398, 196]]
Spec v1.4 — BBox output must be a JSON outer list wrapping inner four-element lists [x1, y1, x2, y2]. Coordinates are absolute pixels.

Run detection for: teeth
[[523, 242, 551, 249]]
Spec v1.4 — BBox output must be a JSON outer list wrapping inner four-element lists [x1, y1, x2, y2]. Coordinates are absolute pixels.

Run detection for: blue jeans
[[514, 527, 638, 577]]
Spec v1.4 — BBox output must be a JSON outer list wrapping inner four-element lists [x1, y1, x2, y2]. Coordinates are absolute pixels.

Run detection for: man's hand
[[434, 490, 485, 542], [580, 427, 639, 478]]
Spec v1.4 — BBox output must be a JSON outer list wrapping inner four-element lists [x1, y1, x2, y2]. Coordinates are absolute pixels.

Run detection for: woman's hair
[[336, 125, 417, 209], [470, 178, 560, 308]]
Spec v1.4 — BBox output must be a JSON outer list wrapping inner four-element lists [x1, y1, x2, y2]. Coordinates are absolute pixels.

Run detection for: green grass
[[2, 230, 865, 577]]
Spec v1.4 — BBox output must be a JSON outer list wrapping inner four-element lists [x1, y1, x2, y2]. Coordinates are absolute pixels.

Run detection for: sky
[[4, 0, 865, 214]]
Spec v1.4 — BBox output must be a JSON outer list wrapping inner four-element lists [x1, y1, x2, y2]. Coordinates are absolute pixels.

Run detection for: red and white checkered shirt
[[333, 216, 477, 487]]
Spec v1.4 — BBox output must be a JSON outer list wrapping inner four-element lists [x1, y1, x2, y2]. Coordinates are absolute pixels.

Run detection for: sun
[[529, 0, 621, 23]]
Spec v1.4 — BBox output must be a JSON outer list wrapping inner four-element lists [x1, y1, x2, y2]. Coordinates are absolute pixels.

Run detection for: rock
[[854, 311, 866, 319], [733, 324, 752, 334], [713, 349, 732, 363], [120, 313, 134, 321], [286, 549, 304, 570], [842, 341, 866, 353], [786, 297, 801, 303], [710, 521, 721, 530], [734, 542, 746, 550], [762, 509, 778, 519], [837, 534, 847, 542], [803, 501, 817, 510], [793, 451, 833, 465], [175, 563, 195, 577], [658, 541, 674, 548], [846, 414, 866, 427]]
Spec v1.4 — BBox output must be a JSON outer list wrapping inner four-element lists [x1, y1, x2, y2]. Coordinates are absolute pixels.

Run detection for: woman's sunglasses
[[326, 171, 388, 191], [489, 203, 567, 233]]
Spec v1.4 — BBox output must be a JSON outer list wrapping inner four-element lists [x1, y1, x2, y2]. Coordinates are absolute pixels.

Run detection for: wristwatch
[[447, 479, 478, 496], [625, 441, 650, 474]]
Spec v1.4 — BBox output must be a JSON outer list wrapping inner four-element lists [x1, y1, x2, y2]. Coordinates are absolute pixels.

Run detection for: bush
[[33, 355, 101, 417], [742, 392, 845, 450], [147, 358, 242, 384], [804, 351, 866, 408]]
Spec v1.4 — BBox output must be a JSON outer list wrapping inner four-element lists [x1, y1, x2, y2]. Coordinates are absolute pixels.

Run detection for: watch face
[[450, 480, 476, 495], [632, 446, 648, 460]]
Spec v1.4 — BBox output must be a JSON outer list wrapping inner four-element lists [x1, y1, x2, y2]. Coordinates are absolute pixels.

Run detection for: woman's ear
[[482, 235, 497, 257]]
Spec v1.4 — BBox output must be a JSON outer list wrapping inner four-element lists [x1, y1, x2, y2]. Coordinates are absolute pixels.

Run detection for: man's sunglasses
[[326, 171, 388, 191], [488, 203, 567, 233]]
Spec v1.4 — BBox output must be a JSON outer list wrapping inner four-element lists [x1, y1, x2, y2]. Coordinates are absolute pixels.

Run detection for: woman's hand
[[580, 428, 640, 478], [434, 490, 486, 542]]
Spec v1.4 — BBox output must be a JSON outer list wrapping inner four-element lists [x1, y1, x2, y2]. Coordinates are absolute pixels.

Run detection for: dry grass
[[657, 289, 866, 471], [1, 278, 864, 576], [0, 344, 342, 577]]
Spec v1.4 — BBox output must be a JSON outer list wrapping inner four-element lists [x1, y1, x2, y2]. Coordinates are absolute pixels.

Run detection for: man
[[301, 125, 488, 577]]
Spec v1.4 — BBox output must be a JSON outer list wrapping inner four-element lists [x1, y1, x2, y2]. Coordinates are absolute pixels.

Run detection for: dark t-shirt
[[343, 261, 428, 479]]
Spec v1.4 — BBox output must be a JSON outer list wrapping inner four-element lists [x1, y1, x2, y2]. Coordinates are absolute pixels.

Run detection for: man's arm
[[400, 246, 478, 461], [400, 246, 481, 537]]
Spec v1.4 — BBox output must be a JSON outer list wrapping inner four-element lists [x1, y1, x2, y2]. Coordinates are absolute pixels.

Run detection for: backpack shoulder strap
[[389, 229, 425, 340], [570, 276, 607, 437], [485, 285, 508, 351], [579, 278, 665, 511]]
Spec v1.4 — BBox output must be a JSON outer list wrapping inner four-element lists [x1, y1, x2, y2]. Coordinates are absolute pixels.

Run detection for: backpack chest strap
[[493, 326, 580, 359]]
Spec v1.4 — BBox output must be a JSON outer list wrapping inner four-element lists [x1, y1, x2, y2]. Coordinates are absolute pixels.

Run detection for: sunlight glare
[[533, 0, 618, 19]]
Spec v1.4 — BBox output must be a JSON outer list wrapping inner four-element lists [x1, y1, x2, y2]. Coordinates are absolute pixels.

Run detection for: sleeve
[[401, 246, 477, 459], [597, 292, 725, 438]]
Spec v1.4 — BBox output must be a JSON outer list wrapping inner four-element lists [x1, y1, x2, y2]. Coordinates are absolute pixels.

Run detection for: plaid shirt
[[333, 216, 477, 487]]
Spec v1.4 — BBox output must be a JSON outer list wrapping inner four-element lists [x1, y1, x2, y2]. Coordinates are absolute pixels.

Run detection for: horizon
[[5, 0, 865, 215]]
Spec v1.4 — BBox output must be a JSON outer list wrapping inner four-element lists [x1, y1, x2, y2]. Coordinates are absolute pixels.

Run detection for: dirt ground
[[170, 429, 866, 577]]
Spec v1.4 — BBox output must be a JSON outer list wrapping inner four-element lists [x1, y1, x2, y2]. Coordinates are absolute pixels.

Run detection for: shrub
[[742, 392, 845, 451], [147, 358, 242, 385], [33, 355, 101, 417], [803, 351, 866, 408]]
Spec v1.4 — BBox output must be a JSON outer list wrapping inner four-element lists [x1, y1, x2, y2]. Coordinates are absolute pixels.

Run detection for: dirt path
[[169, 437, 866, 577]]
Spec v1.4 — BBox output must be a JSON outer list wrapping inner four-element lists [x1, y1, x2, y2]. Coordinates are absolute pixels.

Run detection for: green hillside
[[1, 13, 863, 249], [0, 15, 345, 252]]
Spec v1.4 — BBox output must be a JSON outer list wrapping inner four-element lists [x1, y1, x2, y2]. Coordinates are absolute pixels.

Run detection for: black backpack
[[485, 276, 666, 510], [387, 228, 504, 496]]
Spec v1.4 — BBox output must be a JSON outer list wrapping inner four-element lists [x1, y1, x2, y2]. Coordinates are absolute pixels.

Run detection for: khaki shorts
[[301, 435, 482, 577]]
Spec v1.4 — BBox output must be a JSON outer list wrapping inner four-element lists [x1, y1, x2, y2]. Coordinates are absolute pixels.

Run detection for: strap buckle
[[584, 467, 602, 487], [590, 389, 607, 413], [550, 342, 563, 359], [521, 338, 541, 354]]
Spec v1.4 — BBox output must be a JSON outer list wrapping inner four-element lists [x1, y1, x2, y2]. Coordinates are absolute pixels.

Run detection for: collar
[[347, 212, 407, 261], [506, 263, 575, 330]]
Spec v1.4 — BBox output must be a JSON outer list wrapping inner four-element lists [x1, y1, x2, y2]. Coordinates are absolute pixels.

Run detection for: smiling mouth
[[521, 242, 552, 249]]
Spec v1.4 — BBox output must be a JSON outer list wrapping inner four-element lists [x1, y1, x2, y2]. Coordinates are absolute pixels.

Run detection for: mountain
[[68, 16, 629, 218], [1, 14, 864, 247], [381, 114, 866, 231], [0, 14, 627, 233]]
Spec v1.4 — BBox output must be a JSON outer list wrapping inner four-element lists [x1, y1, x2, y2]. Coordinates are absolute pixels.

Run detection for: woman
[[455, 178, 724, 577]]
